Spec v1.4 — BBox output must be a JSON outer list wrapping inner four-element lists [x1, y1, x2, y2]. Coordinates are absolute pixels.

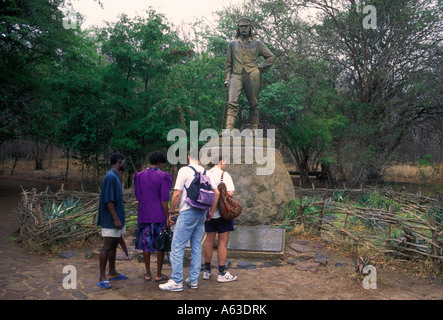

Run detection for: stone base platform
[[185, 225, 286, 260], [226, 225, 286, 260]]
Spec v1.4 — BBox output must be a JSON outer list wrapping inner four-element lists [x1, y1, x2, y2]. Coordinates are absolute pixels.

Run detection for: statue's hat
[[238, 17, 252, 25]]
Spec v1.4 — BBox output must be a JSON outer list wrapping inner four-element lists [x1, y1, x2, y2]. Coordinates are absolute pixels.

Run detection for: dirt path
[[1, 233, 442, 301], [0, 177, 442, 302]]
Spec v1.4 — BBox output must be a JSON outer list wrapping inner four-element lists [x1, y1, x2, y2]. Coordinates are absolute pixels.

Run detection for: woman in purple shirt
[[134, 151, 172, 282]]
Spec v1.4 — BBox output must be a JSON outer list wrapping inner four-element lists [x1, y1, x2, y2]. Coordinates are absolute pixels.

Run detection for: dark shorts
[[205, 218, 234, 234]]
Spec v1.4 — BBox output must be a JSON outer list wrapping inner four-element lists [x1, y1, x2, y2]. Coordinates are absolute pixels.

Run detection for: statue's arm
[[258, 41, 275, 71], [224, 42, 233, 86]]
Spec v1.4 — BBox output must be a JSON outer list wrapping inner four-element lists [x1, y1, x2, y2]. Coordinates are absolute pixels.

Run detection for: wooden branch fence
[[16, 187, 140, 254], [278, 189, 443, 272], [16, 188, 101, 252], [15, 185, 443, 275]]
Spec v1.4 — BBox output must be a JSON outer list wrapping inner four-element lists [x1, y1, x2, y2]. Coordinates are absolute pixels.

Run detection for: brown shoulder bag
[[218, 171, 242, 220]]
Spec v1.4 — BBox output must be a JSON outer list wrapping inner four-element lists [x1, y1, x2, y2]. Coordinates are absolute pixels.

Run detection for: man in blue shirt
[[96, 153, 128, 289]]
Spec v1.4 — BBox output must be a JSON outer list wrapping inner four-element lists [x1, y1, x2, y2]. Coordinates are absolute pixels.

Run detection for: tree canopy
[[1, 0, 442, 187]]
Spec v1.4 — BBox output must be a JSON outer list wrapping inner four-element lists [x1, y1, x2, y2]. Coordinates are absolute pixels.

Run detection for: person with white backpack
[[159, 152, 219, 292]]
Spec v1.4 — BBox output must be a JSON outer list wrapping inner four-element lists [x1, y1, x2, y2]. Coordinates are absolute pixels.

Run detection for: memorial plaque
[[227, 226, 285, 252]]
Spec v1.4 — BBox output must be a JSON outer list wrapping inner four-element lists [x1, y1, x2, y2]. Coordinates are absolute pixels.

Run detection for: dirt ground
[[1, 229, 442, 302], [0, 163, 442, 303]]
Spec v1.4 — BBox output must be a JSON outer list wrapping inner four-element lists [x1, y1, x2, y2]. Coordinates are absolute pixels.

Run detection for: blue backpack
[[185, 166, 215, 210]]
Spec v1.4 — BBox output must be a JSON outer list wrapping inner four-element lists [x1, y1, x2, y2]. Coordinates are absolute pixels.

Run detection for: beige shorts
[[101, 225, 126, 238]]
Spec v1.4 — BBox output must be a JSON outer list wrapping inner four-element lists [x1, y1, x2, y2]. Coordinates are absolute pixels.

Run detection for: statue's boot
[[224, 115, 237, 134], [250, 107, 259, 135]]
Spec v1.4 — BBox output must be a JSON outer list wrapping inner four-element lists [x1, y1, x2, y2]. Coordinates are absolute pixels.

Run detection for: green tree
[[47, 32, 110, 186], [160, 51, 226, 131], [216, 0, 442, 185], [309, 0, 443, 183], [97, 11, 194, 176], [0, 0, 87, 169], [260, 59, 346, 184], [214, 0, 345, 184]]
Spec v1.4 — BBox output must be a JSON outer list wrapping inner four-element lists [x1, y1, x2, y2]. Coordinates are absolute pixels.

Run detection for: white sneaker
[[159, 279, 183, 292], [185, 278, 198, 289], [202, 270, 212, 280], [217, 271, 238, 283]]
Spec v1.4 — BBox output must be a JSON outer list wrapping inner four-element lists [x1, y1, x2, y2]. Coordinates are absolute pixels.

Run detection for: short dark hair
[[188, 149, 200, 161], [211, 154, 224, 165], [110, 152, 125, 165], [149, 151, 167, 165], [207, 154, 224, 167]]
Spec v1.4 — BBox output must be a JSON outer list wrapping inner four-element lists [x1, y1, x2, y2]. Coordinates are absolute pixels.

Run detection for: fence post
[[341, 203, 350, 240], [428, 211, 441, 270], [386, 205, 393, 251], [342, 203, 349, 229], [317, 194, 326, 236], [298, 194, 304, 227]]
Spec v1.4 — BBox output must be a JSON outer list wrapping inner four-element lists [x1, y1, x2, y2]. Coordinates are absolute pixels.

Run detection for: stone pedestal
[[200, 136, 295, 225], [227, 225, 286, 259]]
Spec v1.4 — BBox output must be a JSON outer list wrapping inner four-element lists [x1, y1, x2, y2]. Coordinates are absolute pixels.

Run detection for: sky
[[70, 0, 244, 29]]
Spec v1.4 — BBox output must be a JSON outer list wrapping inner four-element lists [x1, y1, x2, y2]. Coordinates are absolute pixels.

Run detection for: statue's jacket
[[225, 37, 275, 82]]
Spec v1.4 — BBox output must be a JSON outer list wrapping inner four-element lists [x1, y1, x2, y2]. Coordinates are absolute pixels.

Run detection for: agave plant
[[332, 189, 348, 203], [358, 192, 371, 206], [44, 196, 81, 220], [363, 190, 401, 212], [428, 207, 442, 224]]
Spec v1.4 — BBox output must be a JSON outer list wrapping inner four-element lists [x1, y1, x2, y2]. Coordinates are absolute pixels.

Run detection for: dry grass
[[0, 157, 131, 192], [2, 158, 441, 190], [383, 164, 442, 183], [2, 157, 71, 179], [284, 161, 442, 184]]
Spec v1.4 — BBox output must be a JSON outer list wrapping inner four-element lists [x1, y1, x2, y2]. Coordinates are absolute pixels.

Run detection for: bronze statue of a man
[[224, 17, 275, 131]]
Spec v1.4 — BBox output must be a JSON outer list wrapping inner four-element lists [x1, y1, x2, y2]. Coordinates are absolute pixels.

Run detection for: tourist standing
[[97, 153, 128, 289], [134, 151, 172, 282], [159, 153, 219, 292], [203, 155, 238, 282]]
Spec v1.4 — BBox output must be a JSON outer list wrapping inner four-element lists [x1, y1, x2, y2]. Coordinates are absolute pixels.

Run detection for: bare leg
[[217, 232, 230, 266], [156, 251, 165, 280], [204, 232, 216, 265], [143, 252, 151, 280], [99, 237, 119, 282]]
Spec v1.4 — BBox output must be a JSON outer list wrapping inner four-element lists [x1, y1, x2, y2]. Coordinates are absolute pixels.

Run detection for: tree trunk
[[126, 171, 132, 188], [298, 160, 310, 185], [10, 155, 19, 176], [32, 141, 44, 170], [48, 144, 53, 168], [35, 158, 43, 170], [65, 148, 70, 188], [291, 149, 310, 185]]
